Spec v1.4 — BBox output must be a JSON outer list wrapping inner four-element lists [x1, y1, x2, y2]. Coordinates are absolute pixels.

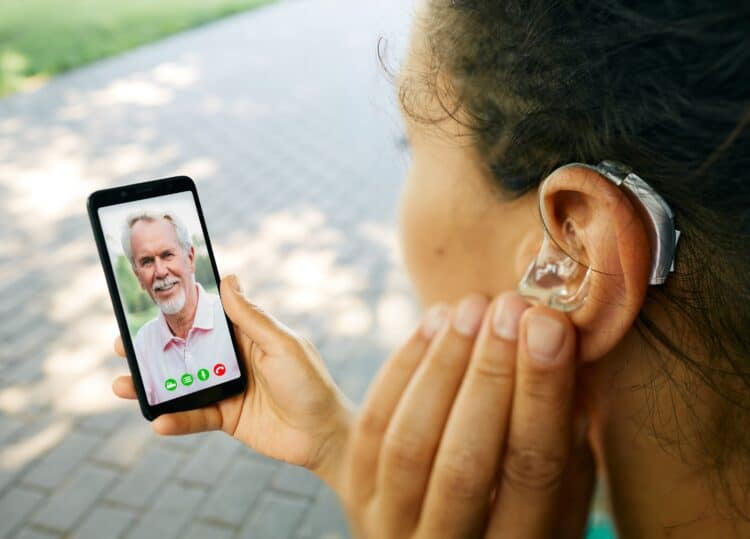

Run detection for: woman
[[114, 1, 750, 536]]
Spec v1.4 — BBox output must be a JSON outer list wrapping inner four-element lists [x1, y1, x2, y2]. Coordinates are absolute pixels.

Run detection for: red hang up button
[[213, 363, 226, 376]]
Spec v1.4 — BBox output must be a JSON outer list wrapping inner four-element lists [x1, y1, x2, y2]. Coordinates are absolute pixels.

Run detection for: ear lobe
[[539, 165, 652, 362], [188, 246, 196, 272]]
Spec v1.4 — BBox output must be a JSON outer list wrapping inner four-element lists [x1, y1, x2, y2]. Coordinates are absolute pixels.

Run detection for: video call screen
[[99, 191, 240, 406]]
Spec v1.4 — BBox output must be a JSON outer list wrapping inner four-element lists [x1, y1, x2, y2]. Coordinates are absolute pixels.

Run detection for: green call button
[[181, 373, 194, 386], [197, 368, 210, 382], [164, 378, 177, 391]]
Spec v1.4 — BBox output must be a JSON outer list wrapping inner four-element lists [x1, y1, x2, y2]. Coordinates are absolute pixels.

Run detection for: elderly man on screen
[[122, 211, 239, 406]]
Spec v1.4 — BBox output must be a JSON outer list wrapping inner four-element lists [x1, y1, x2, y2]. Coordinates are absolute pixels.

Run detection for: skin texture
[[129, 218, 197, 339], [337, 293, 596, 539]]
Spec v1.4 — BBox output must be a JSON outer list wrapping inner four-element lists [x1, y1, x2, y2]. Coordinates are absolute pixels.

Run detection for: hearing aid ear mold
[[518, 218, 592, 312]]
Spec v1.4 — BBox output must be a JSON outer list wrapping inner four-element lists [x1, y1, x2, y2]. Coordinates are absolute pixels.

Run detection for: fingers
[[344, 304, 446, 504], [220, 275, 298, 354], [152, 405, 224, 435], [377, 294, 489, 533], [487, 306, 578, 539], [112, 339, 135, 399], [556, 415, 596, 539], [418, 293, 529, 538], [112, 376, 137, 399]]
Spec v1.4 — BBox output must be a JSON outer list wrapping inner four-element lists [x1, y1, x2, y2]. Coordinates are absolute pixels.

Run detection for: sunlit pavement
[[0, 1, 417, 537]]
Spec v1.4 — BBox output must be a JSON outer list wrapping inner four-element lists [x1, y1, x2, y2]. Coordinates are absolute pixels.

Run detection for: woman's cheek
[[398, 182, 428, 302], [397, 171, 472, 306]]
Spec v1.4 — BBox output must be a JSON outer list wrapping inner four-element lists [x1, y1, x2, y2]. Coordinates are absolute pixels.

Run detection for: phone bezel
[[87, 176, 247, 420]]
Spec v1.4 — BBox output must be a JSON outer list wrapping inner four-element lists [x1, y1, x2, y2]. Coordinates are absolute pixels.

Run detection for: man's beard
[[152, 275, 189, 315]]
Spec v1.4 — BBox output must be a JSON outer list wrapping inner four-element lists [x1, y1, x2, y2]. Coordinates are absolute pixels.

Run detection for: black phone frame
[[87, 176, 247, 420]]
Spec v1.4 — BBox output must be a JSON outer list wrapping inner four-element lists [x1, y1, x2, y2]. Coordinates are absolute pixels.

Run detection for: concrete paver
[[10, 528, 60, 539], [105, 446, 184, 508], [271, 464, 321, 499], [241, 492, 309, 539], [0, 415, 24, 443], [296, 487, 350, 539], [76, 409, 130, 436], [0, 488, 46, 539], [29, 465, 117, 532], [22, 432, 101, 490], [123, 482, 206, 539], [182, 522, 235, 539], [69, 506, 137, 539], [175, 433, 240, 486], [92, 421, 154, 469], [198, 456, 277, 526], [0, 0, 416, 537]]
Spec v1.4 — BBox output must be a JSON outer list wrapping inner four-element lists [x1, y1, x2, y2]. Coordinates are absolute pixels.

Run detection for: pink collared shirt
[[133, 282, 240, 405]]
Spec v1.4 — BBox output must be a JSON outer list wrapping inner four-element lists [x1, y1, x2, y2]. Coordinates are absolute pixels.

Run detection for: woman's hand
[[112, 275, 354, 487], [337, 292, 595, 539]]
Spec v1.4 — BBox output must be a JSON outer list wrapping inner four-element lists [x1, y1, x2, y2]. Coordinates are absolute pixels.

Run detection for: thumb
[[220, 275, 297, 354]]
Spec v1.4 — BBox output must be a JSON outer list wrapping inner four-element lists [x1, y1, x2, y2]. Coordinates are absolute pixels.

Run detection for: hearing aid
[[518, 160, 680, 312]]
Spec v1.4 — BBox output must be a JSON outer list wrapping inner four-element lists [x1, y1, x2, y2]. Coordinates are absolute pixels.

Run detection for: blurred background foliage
[[115, 235, 218, 335], [0, 0, 275, 95]]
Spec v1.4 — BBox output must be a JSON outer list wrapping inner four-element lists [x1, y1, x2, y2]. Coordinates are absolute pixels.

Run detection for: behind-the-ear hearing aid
[[518, 160, 680, 312]]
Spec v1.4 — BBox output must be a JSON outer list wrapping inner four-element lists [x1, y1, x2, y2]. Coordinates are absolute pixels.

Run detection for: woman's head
[[396, 0, 750, 509]]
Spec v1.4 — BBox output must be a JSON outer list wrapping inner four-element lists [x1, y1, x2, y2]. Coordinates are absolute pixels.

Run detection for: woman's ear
[[537, 165, 652, 362]]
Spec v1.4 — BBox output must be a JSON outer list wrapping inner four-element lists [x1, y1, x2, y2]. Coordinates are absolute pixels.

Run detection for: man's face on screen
[[129, 218, 195, 315]]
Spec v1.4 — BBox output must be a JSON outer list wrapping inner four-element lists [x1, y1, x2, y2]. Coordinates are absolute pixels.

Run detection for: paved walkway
[[0, 1, 418, 537]]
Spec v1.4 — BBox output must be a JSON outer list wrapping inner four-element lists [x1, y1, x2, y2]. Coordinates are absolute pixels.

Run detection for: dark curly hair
[[397, 0, 750, 514]]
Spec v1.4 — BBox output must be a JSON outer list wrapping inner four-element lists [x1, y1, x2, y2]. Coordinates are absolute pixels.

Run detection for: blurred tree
[[193, 235, 218, 292], [194, 253, 215, 291]]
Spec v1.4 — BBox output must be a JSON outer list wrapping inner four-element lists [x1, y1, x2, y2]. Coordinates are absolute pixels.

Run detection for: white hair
[[121, 210, 192, 266]]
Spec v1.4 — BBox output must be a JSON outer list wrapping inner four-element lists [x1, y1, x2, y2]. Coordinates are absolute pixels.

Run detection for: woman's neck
[[584, 329, 749, 538]]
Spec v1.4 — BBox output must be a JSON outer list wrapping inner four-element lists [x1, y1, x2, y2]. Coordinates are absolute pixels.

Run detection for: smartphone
[[87, 176, 246, 420]]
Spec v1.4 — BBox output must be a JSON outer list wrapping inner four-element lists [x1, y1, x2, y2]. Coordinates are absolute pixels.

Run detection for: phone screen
[[97, 190, 240, 406]]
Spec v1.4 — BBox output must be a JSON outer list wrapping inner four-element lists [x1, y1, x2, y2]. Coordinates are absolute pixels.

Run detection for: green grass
[[0, 0, 275, 96]]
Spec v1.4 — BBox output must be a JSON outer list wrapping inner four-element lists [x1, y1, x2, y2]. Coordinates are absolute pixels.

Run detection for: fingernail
[[421, 303, 449, 339], [526, 314, 566, 363], [492, 295, 526, 341], [453, 294, 489, 337]]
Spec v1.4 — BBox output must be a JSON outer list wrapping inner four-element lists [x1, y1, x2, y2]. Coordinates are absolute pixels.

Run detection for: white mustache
[[152, 277, 180, 293]]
